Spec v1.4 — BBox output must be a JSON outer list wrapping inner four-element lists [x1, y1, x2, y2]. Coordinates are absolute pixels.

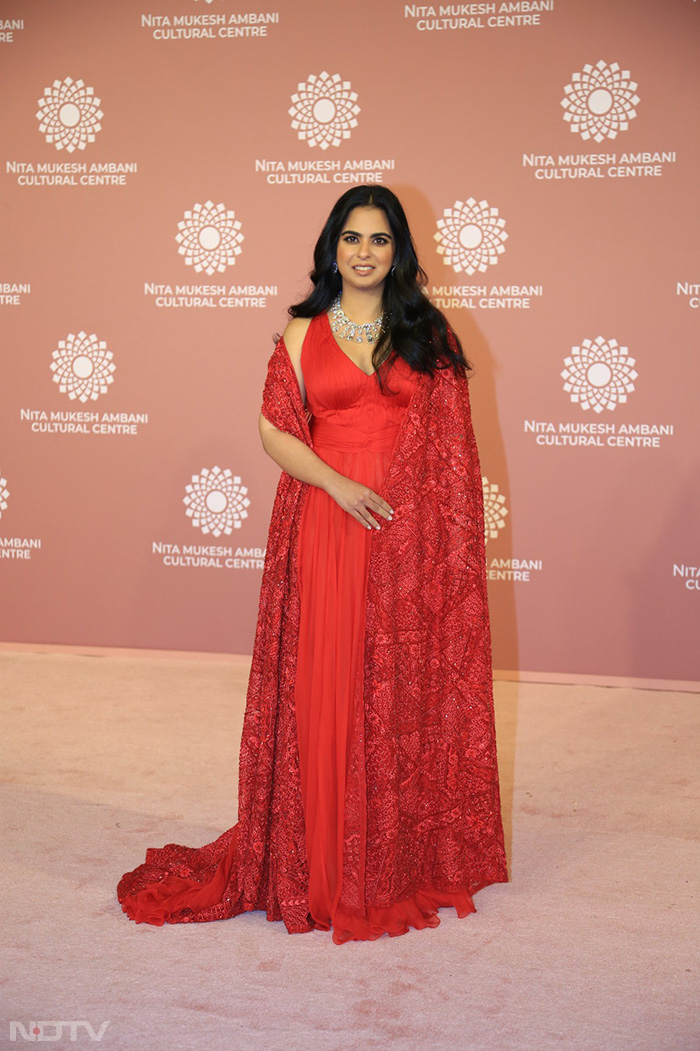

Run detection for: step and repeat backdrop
[[1, 0, 699, 685]]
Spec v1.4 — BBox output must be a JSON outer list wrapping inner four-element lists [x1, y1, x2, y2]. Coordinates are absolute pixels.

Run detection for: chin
[[343, 272, 388, 290]]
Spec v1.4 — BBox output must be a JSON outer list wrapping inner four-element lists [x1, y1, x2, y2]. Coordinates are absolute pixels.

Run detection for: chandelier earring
[[332, 261, 339, 274]]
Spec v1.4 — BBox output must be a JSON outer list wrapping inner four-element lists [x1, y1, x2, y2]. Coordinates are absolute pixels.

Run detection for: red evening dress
[[118, 313, 500, 942], [294, 314, 476, 941]]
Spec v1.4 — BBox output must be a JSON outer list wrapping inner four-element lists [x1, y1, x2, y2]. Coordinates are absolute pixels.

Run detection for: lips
[[353, 265, 374, 274]]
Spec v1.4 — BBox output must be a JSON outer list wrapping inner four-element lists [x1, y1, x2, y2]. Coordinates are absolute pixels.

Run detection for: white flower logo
[[176, 201, 244, 276], [562, 337, 637, 413], [435, 198, 508, 275], [561, 61, 639, 143], [36, 77, 103, 153], [482, 478, 508, 543], [184, 468, 250, 537], [50, 331, 115, 403], [0, 474, 9, 519], [289, 72, 360, 150]]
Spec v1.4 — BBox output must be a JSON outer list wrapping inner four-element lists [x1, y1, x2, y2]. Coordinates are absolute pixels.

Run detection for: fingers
[[353, 489, 394, 530], [330, 476, 395, 530], [365, 490, 393, 523], [353, 509, 379, 531], [369, 497, 393, 522], [346, 496, 378, 531]]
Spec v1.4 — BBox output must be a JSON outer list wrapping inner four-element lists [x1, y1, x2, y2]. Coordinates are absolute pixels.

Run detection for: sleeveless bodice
[[301, 312, 417, 453]]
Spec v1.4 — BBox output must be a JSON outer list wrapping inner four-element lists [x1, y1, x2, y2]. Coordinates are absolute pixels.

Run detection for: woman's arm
[[258, 319, 393, 531]]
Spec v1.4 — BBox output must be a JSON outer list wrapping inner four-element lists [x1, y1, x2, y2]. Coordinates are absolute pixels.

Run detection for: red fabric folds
[[330, 887, 477, 945], [121, 827, 240, 925], [117, 329, 508, 938]]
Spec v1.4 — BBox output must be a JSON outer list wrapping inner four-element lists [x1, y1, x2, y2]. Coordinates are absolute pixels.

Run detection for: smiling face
[[335, 206, 395, 296]]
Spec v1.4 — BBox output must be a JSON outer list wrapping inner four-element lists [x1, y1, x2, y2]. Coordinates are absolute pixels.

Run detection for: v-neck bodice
[[323, 310, 377, 377], [300, 312, 418, 453]]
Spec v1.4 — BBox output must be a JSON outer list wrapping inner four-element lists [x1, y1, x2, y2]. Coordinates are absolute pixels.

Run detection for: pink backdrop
[[1, 0, 699, 685]]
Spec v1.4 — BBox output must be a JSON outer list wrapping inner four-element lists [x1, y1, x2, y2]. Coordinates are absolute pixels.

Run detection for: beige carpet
[[2, 650, 698, 1051]]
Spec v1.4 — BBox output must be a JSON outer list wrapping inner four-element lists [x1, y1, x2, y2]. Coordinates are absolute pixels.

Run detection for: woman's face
[[335, 206, 395, 295]]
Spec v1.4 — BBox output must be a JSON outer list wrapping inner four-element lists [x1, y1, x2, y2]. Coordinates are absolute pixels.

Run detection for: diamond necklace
[[329, 294, 386, 344]]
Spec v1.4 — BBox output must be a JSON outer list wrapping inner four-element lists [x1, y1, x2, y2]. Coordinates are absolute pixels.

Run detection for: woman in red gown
[[118, 187, 508, 943]]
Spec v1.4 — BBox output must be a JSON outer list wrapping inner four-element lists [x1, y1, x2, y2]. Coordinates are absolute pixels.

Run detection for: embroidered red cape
[[117, 337, 508, 930]]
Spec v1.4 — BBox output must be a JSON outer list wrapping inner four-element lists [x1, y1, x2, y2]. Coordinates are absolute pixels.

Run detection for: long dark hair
[[289, 186, 469, 383]]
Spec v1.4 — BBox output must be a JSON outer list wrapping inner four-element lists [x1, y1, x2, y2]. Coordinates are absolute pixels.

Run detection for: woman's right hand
[[324, 473, 394, 531]]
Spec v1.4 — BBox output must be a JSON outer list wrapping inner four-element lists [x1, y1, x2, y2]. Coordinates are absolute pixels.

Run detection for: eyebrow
[[340, 228, 393, 239]]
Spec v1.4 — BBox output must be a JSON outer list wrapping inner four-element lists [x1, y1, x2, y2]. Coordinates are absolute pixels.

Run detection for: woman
[[118, 186, 508, 944]]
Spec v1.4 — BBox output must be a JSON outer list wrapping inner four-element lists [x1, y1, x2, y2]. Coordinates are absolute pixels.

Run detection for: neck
[[339, 287, 384, 322]]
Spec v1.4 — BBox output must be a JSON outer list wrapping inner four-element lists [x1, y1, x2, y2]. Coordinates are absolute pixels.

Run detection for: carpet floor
[[2, 650, 698, 1050]]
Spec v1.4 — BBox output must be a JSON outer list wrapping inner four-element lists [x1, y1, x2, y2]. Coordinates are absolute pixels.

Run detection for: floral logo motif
[[50, 331, 115, 403], [561, 61, 639, 143], [36, 77, 103, 153], [562, 337, 637, 413], [0, 474, 8, 520], [435, 198, 508, 275], [176, 201, 244, 276], [184, 468, 250, 537], [289, 72, 360, 150], [482, 478, 509, 543]]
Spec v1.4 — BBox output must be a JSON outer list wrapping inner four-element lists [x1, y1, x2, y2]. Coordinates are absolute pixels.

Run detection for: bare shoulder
[[282, 317, 312, 366], [280, 316, 311, 402]]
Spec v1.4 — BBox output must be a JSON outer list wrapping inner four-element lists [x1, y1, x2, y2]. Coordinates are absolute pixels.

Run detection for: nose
[[356, 238, 372, 258]]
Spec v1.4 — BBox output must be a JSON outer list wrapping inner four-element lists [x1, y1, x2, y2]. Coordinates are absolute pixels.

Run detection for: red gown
[[295, 314, 476, 941], [117, 314, 508, 942]]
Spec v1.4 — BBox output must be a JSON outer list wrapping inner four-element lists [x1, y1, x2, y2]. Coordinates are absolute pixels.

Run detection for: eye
[[342, 234, 359, 243], [374, 236, 389, 245]]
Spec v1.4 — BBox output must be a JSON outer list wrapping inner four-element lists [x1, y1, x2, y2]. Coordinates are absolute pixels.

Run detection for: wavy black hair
[[288, 186, 469, 383]]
